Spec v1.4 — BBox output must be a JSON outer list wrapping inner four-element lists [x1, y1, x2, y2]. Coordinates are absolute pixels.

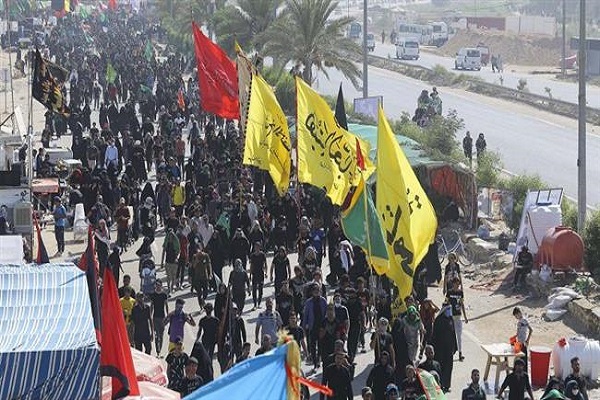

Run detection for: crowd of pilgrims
[[27, 9, 482, 400]]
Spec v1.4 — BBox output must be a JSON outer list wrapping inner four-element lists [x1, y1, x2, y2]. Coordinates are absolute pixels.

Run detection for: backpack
[[141, 266, 156, 295]]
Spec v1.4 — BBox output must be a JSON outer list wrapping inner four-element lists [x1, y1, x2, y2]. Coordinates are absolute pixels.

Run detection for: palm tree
[[156, 0, 226, 52], [260, 0, 362, 88], [213, 0, 283, 55]]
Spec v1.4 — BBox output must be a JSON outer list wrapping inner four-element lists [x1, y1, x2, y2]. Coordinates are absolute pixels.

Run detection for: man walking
[[497, 359, 534, 400], [162, 227, 180, 293], [564, 357, 589, 400], [131, 293, 153, 354], [191, 247, 212, 307], [150, 280, 169, 356], [513, 307, 533, 368], [321, 351, 353, 400], [462, 369, 486, 400], [255, 297, 283, 345], [463, 132, 473, 165], [52, 196, 67, 257]]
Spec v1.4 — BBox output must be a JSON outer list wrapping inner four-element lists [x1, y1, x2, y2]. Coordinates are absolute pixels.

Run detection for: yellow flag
[[376, 105, 437, 311], [235, 42, 255, 135], [243, 73, 291, 196], [296, 77, 373, 205]]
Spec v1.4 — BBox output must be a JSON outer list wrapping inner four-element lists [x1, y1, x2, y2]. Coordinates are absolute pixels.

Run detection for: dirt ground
[[433, 30, 564, 67]]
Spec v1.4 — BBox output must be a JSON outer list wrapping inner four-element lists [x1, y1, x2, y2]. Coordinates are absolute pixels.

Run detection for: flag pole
[[293, 76, 301, 219], [361, 171, 374, 267]]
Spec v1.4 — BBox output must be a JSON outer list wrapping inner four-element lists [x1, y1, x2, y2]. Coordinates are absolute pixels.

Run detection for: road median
[[360, 53, 600, 126]]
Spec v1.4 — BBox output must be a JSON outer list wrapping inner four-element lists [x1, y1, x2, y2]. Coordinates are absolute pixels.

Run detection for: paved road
[[313, 65, 600, 208], [370, 42, 600, 109], [47, 223, 597, 399]]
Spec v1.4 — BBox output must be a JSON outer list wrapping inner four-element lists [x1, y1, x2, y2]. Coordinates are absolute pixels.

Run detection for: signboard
[[353, 96, 383, 121]]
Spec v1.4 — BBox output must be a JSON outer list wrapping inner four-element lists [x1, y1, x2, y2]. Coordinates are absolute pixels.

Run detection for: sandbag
[[544, 309, 567, 321], [545, 294, 572, 310]]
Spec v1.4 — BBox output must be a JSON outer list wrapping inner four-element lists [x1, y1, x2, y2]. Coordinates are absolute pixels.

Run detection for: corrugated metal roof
[[0, 263, 97, 352], [0, 263, 99, 400]]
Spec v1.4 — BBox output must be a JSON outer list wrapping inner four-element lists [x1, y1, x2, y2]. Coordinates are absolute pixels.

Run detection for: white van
[[395, 37, 420, 60], [366, 33, 375, 52], [455, 47, 481, 71]]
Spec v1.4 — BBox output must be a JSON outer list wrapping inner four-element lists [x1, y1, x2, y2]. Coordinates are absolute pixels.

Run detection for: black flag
[[334, 83, 348, 130], [32, 49, 70, 116]]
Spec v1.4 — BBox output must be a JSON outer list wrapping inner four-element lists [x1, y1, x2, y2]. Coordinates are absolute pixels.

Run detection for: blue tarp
[[186, 344, 289, 399], [0, 264, 100, 400]]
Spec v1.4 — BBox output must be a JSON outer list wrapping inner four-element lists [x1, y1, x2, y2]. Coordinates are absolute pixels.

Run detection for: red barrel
[[530, 346, 552, 387]]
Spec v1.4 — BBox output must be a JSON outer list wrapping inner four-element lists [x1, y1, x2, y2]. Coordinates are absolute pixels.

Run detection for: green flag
[[144, 41, 153, 62], [140, 84, 152, 94], [80, 5, 89, 19], [341, 174, 389, 272], [418, 370, 447, 400], [106, 62, 117, 84]]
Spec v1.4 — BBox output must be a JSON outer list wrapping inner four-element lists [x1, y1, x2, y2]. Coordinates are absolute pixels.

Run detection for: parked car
[[395, 37, 420, 60], [560, 54, 577, 70], [455, 47, 481, 70]]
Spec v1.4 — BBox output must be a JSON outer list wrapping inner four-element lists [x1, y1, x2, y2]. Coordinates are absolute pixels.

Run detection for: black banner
[[32, 49, 70, 116]]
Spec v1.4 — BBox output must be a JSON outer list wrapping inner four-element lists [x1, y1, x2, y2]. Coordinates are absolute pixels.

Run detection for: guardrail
[[361, 53, 600, 125]]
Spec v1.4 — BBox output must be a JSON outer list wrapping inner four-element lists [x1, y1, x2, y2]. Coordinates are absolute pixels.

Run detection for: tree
[[213, 0, 283, 55], [156, 0, 225, 52], [260, 0, 362, 88], [583, 210, 600, 279]]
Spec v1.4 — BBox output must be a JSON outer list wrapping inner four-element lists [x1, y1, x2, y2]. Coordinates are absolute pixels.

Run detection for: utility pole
[[561, 0, 566, 78], [362, 0, 368, 98], [577, 0, 586, 232]]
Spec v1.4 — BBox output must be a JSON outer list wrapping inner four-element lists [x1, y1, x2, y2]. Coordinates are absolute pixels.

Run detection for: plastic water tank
[[552, 337, 600, 380], [538, 227, 584, 271]]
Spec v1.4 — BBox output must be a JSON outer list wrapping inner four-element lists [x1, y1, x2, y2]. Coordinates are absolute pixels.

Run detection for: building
[[571, 37, 600, 76]]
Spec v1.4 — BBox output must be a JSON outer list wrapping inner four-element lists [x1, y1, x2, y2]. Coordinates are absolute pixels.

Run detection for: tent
[[289, 122, 477, 227], [0, 263, 100, 400], [347, 123, 478, 228]]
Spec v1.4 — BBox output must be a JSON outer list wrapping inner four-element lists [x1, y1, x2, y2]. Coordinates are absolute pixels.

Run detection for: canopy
[[186, 344, 289, 400], [32, 178, 60, 194], [0, 264, 100, 400], [348, 123, 478, 228]]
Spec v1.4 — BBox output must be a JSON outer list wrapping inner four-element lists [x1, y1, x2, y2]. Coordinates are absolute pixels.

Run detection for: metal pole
[[577, 0, 586, 232], [561, 0, 566, 77], [6, 0, 15, 113], [362, 0, 368, 98]]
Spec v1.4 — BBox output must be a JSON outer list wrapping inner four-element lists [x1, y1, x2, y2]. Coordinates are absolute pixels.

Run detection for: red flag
[[192, 22, 240, 119], [101, 268, 140, 399], [177, 88, 186, 111], [34, 219, 50, 264], [108, 0, 117, 10], [78, 227, 102, 345], [355, 138, 365, 171]]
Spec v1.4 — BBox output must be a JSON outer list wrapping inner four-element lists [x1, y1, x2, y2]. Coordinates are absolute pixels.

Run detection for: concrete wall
[[588, 49, 600, 76], [505, 16, 556, 36]]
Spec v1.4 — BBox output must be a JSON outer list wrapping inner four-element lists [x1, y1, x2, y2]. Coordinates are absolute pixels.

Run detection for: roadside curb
[[359, 53, 600, 126]]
